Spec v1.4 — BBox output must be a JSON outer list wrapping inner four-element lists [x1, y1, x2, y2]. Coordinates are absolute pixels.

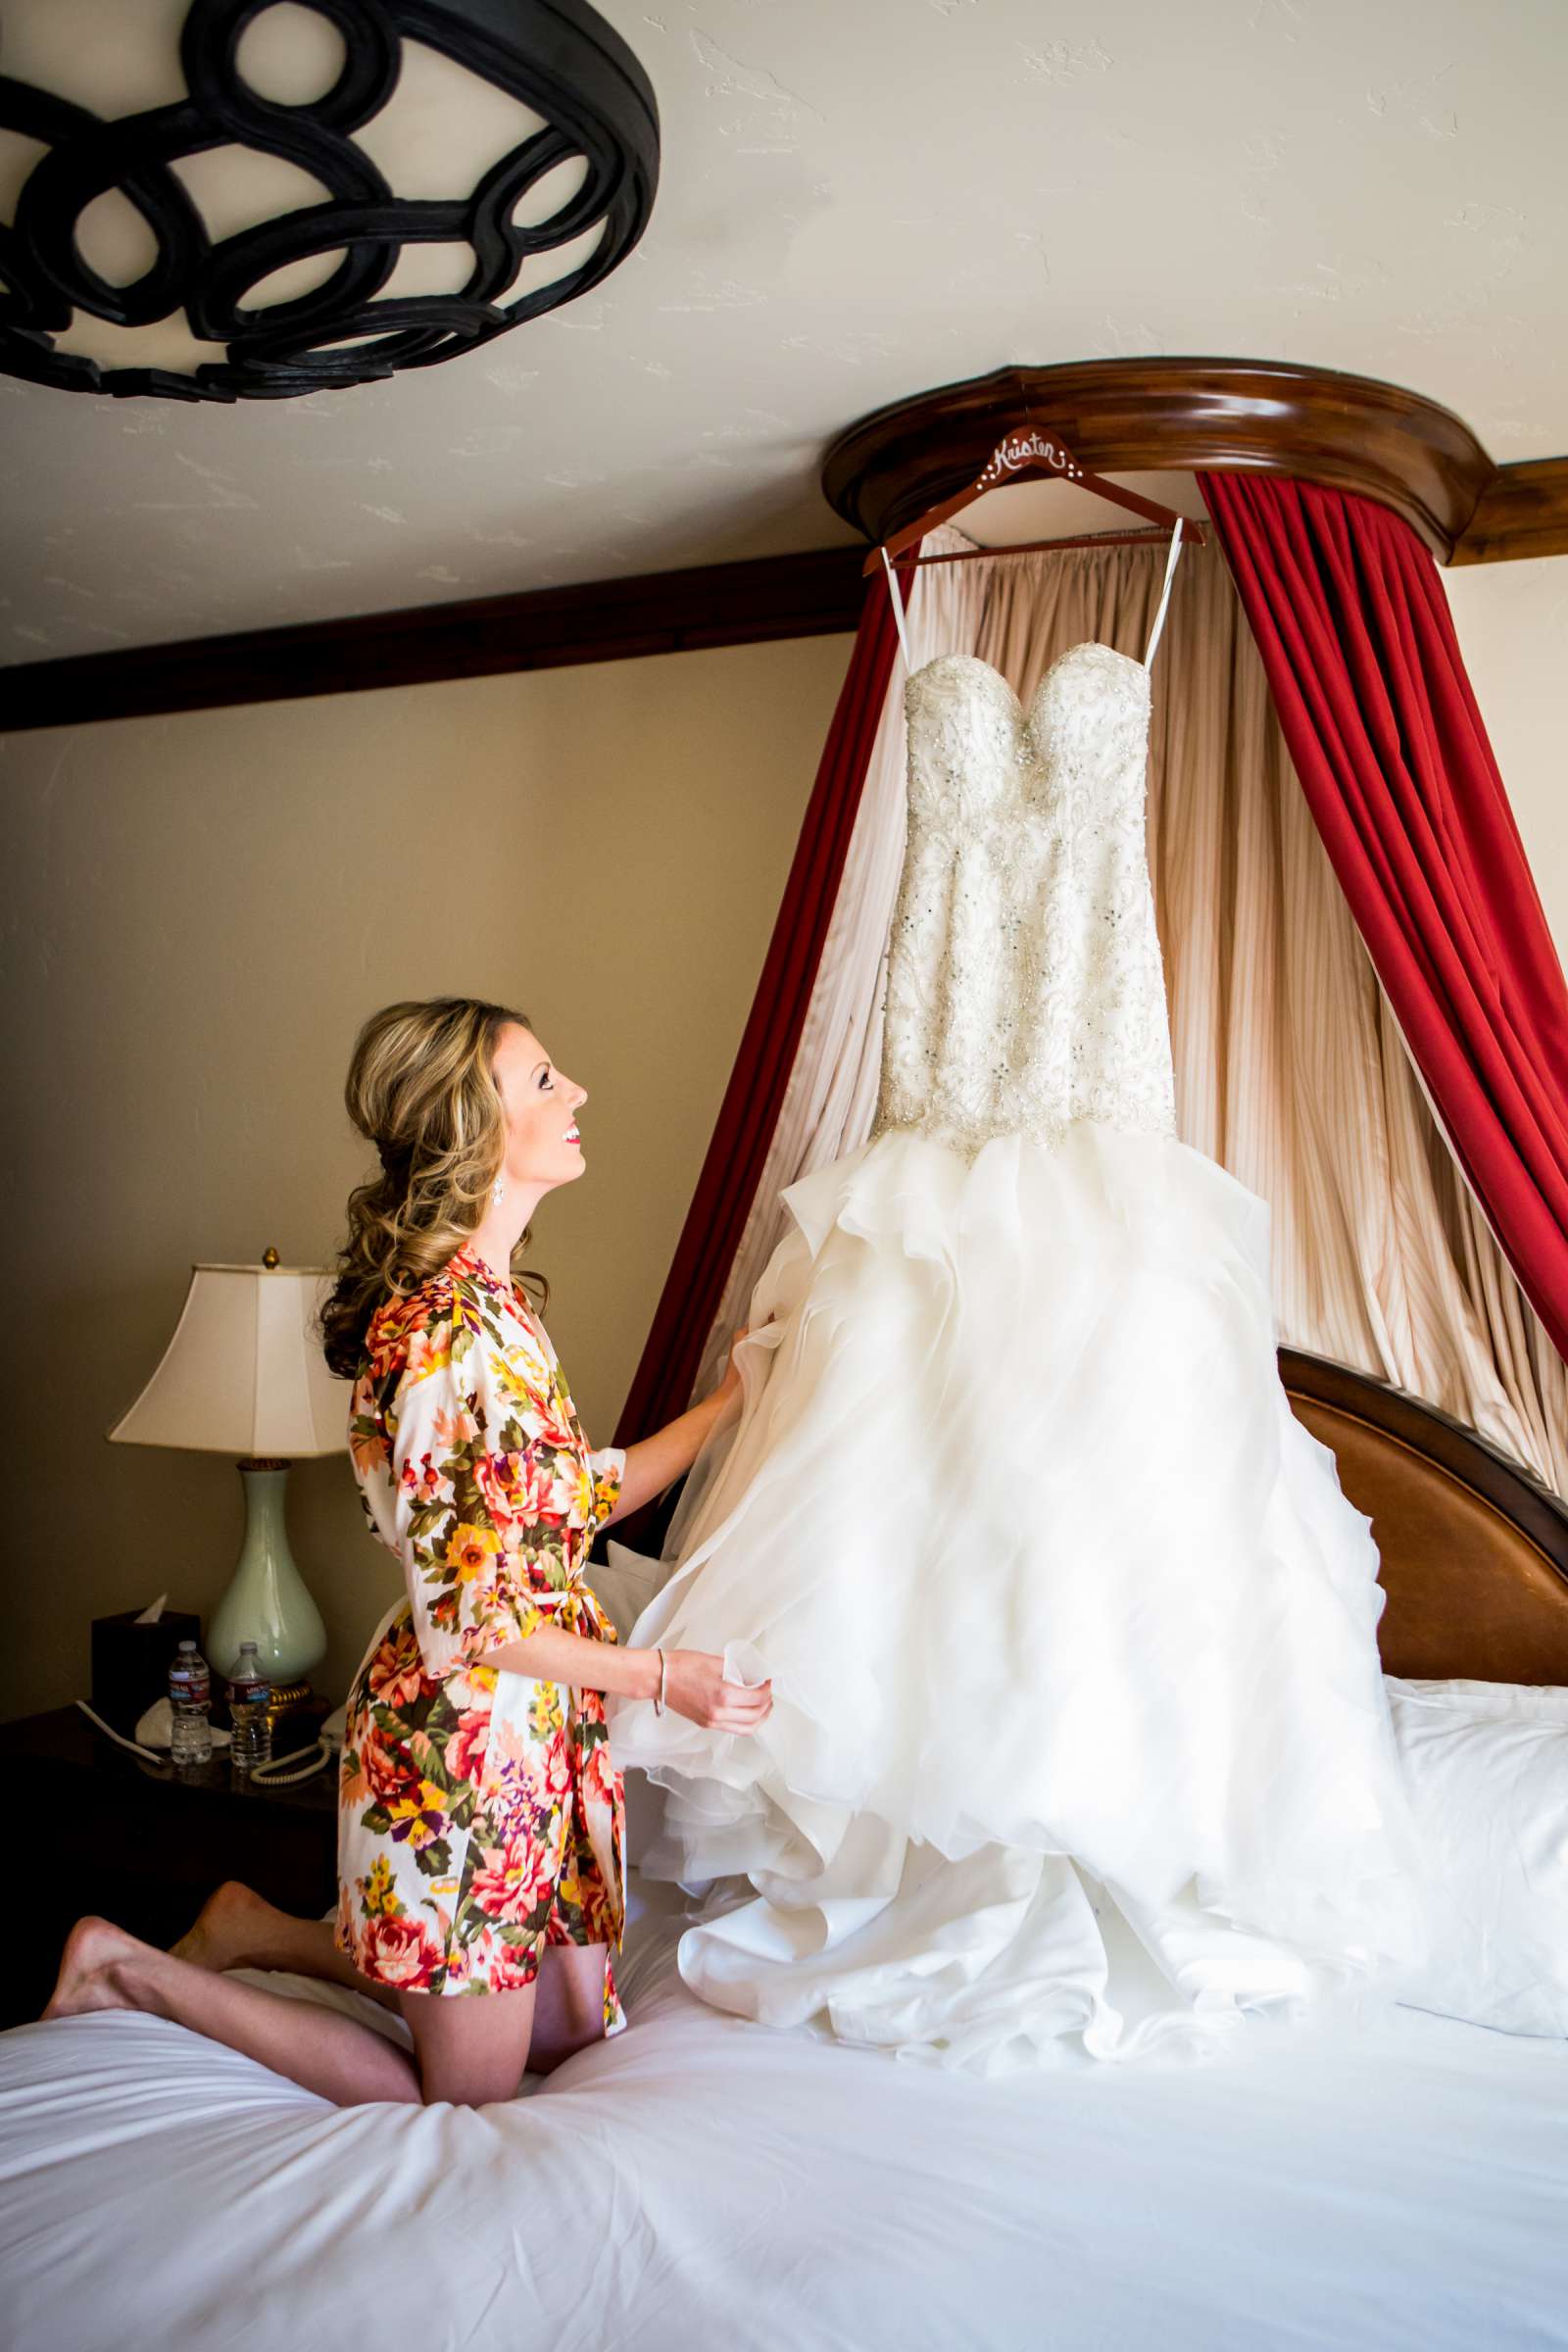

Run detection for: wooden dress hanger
[[860, 389, 1206, 576], [864, 387, 1203, 672]]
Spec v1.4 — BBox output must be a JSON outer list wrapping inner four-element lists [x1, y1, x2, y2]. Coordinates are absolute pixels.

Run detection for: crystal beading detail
[[871, 644, 1177, 1157]]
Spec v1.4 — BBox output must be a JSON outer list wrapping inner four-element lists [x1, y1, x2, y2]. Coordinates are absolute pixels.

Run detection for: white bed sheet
[[2, 1874, 1565, 2352]]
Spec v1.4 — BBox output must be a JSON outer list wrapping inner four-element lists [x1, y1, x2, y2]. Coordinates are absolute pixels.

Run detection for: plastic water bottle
[[225, 1642, 272, 1775], [168, 1640, 213, 1768]]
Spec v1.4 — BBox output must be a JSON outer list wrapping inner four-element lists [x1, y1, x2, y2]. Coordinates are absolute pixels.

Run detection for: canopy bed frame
[[820, 355, 1568, 564], [811, 357, 1568, 1670]]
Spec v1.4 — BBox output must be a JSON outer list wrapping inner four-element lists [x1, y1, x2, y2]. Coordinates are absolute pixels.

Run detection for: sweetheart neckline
[[905, 642, 1148, 718]]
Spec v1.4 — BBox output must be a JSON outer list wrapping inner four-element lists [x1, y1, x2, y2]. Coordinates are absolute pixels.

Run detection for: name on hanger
[[978, 428, 1086, 491]]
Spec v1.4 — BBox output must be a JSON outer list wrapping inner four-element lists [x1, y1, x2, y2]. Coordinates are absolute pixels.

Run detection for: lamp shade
[[108, 1262, 349, 1456]]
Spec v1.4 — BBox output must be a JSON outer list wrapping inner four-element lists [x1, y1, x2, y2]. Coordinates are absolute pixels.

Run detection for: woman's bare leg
[[397, 1982, 537, 2105], [174, 1890, 617, 2073], [49, 1914, 543, 2107], [172, 1882, 400, 2014], [45, 1917, 420, 2107], [529, 1944, 610, 2074]]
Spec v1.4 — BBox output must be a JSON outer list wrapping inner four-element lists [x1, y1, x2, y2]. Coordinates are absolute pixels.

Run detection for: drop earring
[[492, 1177, 505, 1206]]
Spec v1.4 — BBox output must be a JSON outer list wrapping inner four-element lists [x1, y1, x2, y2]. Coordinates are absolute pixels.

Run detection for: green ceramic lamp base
[[206, 1458, 328, 1690]]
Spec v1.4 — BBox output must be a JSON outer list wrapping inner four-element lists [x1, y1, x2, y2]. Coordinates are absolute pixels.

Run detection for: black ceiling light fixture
[[0, 0, 660, 402]]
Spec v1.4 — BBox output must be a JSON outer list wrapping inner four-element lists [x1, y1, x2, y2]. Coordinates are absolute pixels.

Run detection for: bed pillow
[[1386, 1674, 1568, 2038]]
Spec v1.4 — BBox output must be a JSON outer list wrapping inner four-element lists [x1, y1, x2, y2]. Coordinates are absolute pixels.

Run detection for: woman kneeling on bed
[[45, 995, 770, 2105]]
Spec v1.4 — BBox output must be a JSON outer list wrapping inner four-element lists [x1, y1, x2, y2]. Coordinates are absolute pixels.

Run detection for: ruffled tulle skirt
[[611, 1122, 1429, 2074]]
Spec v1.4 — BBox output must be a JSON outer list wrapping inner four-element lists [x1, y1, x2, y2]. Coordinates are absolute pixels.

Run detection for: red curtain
[[612, 573, 900, 1449], [1199, 469, 1568, 1363]]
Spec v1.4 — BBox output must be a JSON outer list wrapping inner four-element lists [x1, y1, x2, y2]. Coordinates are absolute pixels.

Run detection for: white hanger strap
[[881, 523, 1179, 674], [1143, 516, 1185, 669], [880, 545, 912, 674]]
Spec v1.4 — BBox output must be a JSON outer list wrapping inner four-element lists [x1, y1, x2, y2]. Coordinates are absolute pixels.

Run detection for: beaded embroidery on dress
[[612, 608, 1429, 2078], [874, 644, 1175, 1155]]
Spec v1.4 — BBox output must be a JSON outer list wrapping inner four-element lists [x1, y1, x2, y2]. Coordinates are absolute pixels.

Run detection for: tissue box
[[90, 1607, 203, 1739]]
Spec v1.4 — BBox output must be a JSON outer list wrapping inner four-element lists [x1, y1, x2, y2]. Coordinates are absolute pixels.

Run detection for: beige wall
[[1442, 556, 1568, 971], [0, 634, 850, 1721]]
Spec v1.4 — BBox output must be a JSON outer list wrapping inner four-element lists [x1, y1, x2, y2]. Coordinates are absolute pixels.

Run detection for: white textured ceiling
[[2, 0, 1563, 667]]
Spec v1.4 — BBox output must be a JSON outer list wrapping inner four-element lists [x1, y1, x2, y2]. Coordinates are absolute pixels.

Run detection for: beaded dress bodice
[[871, 643, 1177, 1156]]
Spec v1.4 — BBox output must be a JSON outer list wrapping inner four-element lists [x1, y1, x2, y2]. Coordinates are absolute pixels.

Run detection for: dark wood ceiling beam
[[1446, 456, 1568, 566], [7, 356, 1561, 735], [820, 358, 1568, 566], [2, 545, 867, 734]]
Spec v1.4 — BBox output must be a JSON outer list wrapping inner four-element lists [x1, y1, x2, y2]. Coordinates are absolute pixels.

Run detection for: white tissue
[[131, 1593, 168, 1625]]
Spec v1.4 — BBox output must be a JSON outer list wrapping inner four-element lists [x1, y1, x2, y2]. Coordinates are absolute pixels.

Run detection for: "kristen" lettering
[[978, 428, 1083, 488]]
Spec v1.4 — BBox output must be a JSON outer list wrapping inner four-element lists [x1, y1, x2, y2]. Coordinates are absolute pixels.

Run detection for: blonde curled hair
[[318, 996, 548, 1379]]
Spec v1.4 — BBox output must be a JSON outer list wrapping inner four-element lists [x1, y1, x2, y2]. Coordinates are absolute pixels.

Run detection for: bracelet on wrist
[[653, 1646, 666, 1715]]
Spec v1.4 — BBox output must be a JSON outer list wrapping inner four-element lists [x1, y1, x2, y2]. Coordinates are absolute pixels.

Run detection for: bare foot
[[42, 1916, 144, 2020], [170, 1880, 270, 1972]]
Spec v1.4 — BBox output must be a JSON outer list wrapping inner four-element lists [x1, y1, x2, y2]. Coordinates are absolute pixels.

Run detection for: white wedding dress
[[613, 540, 1428, 2074]]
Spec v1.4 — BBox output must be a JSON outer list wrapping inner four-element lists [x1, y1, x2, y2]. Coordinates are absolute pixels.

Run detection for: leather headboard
[[1281, 1348, 1568, 1685]]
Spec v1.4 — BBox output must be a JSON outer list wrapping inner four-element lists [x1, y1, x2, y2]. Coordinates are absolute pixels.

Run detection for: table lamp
[[108, 1249, 349, 1712]]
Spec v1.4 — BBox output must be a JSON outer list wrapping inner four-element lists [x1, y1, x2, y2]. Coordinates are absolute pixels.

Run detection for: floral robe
[[335, 1239, 628, 2018]]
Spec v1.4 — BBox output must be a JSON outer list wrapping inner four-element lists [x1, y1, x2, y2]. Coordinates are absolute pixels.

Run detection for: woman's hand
[[610, 1319, 775, 1528], [705, 1314, 776, 1424], [705, 1325, 749, 1420], [662, 1648, 772, 1734]]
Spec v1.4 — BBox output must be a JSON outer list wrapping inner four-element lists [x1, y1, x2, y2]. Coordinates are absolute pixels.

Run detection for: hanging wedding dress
[[612, 529, 1428, 2074]]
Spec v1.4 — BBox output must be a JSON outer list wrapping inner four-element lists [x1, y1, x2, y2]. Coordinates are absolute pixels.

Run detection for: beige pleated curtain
[[702, 523, 1568, 1493]]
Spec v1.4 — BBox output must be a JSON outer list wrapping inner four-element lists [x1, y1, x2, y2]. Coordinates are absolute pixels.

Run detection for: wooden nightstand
[[0, 1705, 339, 2030]]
